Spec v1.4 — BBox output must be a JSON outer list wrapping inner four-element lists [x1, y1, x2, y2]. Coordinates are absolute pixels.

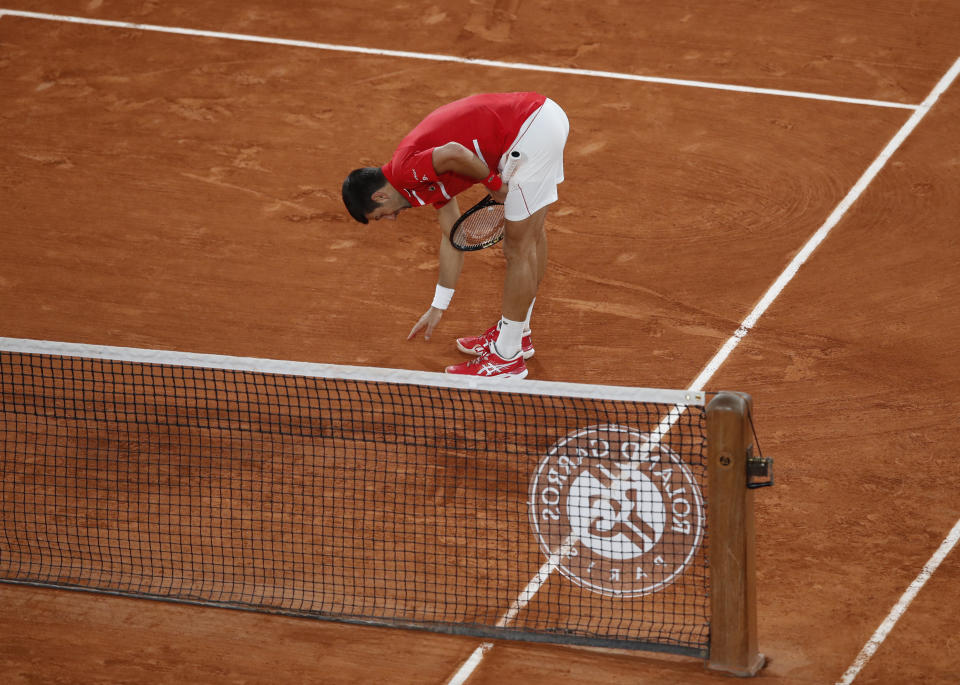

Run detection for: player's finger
[[407, 317, 425, 340]]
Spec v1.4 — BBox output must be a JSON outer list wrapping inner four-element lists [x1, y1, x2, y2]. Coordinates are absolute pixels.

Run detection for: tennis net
[[0, 338, 710, 656]]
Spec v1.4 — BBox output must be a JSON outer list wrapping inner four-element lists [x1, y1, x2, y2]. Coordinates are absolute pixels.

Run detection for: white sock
[[523, 298, 535, 335], [493, 317, 524, 359]]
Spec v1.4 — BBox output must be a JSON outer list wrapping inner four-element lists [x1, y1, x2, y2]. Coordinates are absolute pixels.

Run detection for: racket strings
[[452, 204, 505, 249]]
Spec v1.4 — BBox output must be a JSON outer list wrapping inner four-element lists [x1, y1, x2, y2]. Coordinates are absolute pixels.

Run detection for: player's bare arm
[[436, 199, 465, 290], [431, 142, 490, 178], [432, 143, 508, 203], [407, 198, 462, 341]]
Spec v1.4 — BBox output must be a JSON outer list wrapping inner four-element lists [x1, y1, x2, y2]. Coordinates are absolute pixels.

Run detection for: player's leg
[[524, 214, 548, 331], [496, 98, 564, 358], [445, 210, 543, 378], [494, 207, 548, 359], [455, 216, 544, 359]]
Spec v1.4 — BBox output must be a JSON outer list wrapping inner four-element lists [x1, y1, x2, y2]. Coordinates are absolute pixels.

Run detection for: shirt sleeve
[[388, 146, 459, 209], [404, 148, 439, 184]]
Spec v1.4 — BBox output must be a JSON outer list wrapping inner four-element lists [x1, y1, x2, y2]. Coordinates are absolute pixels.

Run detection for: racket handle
[[501, 150, 522, 182]]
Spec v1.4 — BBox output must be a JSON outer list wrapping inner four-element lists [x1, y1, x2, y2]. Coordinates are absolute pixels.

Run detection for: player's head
[[342, 167, 405, 224]]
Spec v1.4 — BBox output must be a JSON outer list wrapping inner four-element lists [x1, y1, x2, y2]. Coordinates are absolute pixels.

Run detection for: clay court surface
[[1, 1, 959, 683]]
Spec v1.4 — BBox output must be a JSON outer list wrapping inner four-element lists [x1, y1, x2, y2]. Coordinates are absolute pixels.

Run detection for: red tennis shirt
[[381, 92, 546, 208]]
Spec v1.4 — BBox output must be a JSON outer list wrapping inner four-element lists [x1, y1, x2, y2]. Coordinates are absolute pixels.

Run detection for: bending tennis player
[[341, 92, 569, 379]]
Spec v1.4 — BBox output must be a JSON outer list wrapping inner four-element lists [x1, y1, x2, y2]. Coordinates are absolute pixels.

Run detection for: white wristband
[[431, 284, 455, 310]]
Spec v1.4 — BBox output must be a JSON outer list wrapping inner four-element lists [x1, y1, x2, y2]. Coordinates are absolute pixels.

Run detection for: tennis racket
[[449, 150, 522, 251]]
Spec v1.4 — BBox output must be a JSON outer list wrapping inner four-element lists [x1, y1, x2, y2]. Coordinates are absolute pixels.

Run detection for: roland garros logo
[[529, 425, 704, 597]]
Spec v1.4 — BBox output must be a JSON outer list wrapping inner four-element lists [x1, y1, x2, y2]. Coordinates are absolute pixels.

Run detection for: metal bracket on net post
[[706, 391, 767, 677], [746, 445, 775, 489]]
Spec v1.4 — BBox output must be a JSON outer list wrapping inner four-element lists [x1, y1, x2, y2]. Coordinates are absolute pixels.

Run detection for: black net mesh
[[0, 350, 709, 655]]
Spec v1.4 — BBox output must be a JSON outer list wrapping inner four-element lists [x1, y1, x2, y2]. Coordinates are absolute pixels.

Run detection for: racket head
[[449, 195, 506, 251]]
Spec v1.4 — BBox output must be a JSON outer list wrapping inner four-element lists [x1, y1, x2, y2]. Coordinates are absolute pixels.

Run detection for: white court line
[[688, 56, 960, 394], [836, 518, 960, 685], [450, 54, 960, 685], [0, 8, 916, 110]]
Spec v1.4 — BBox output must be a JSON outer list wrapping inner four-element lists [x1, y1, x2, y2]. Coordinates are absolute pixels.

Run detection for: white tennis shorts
[[499, 98, 569, 221]]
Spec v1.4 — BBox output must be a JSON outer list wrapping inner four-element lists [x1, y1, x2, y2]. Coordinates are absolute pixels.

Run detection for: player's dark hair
[[342, 167, 387, 224]]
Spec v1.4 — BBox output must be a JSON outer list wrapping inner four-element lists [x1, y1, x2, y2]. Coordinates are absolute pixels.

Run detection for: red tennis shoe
[[445, 347, 528, 379], [456, 324, 535, 359]]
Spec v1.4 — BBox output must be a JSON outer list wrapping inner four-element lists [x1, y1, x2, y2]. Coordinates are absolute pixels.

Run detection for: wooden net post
[[706, 391, 765, 676]]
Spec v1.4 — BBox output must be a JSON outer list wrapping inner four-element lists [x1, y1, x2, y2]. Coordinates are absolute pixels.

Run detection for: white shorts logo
[[529, 425, 704, 597]]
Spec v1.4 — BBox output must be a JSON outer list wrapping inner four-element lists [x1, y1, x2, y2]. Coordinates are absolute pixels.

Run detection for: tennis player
[[342, 92, 569, 379]]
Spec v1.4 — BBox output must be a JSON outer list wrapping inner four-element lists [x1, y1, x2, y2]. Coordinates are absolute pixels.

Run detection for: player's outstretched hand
[[407, 307, 444, 341]]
